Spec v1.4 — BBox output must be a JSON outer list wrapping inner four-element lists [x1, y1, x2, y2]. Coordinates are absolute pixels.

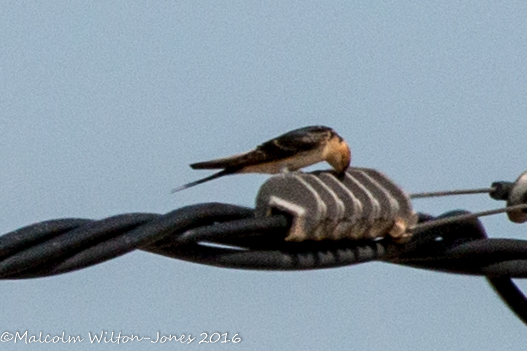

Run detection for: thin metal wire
[[409, 203, 527, 233], [410, 187, 495, 199]]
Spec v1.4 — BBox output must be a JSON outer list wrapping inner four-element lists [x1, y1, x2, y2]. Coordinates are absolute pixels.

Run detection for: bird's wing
[[190, 151, 252, 170], [191, 126, 333, 170], [259, 125, 333, 159]]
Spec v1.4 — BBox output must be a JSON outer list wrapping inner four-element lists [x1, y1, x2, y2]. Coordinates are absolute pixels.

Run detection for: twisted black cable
[[0, 203, 253, 279], [1, 204, 527, 324], [3, 206, 527, 276]]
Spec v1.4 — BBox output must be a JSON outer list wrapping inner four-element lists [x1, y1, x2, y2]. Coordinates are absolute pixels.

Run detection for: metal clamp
[[255, 167, 417, 243]]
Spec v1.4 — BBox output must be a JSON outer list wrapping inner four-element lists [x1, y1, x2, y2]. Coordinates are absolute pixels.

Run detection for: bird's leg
[[280, 166, 303, 174]]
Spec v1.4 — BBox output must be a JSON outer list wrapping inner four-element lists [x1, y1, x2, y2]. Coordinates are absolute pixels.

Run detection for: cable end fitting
[[490, 181, 513, 201]]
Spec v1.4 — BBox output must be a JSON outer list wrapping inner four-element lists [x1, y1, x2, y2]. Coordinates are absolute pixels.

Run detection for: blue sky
[[1, 2, 527, 350]]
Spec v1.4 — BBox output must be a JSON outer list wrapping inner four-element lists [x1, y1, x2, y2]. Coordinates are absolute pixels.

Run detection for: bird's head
[[325, 133, 351, 175]]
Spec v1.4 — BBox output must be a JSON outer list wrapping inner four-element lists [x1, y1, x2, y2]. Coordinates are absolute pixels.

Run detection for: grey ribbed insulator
[[255, 167, 417, 242]]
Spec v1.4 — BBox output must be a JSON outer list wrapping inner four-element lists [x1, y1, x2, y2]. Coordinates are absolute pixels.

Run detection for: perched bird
[[171, 125, 351, 192]]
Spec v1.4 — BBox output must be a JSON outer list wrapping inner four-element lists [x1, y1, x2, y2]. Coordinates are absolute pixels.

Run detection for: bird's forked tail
[[171, 169, 233, 193]]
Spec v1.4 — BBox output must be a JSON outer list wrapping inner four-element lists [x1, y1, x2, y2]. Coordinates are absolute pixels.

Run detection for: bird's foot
[[279, 167, 302, 174]]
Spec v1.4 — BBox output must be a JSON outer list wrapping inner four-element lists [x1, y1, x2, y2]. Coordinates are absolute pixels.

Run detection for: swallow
[[171, 125, 351, 192]]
